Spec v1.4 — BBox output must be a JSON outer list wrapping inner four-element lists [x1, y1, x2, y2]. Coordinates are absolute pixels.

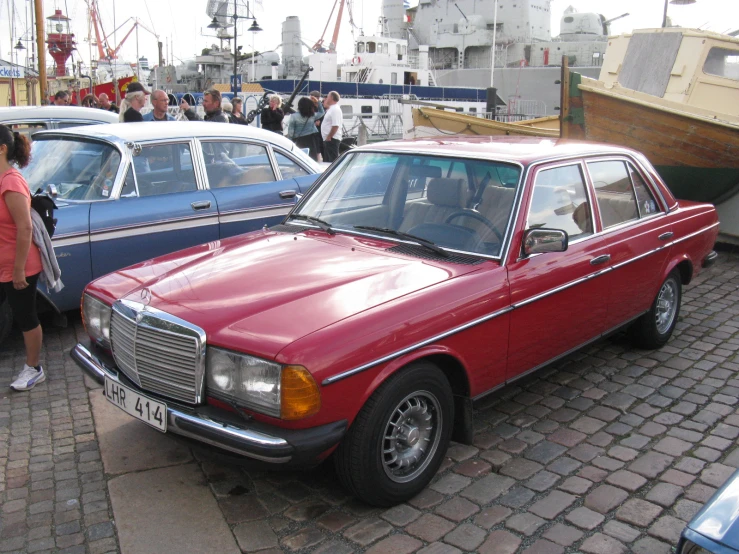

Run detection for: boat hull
[[576, 84, 739, 203], [409, 107, 559, 138]]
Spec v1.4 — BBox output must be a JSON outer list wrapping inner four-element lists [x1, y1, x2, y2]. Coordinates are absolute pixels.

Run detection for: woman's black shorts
[[0, 273, 40, 332]]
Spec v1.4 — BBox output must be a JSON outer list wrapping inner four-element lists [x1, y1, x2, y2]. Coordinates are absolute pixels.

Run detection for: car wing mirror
[[523, 228, 568, 256], [46, 184, 58, 199]]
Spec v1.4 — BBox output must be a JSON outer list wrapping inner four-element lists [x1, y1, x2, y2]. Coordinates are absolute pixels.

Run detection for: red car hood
[[97, 230, 473, 359]]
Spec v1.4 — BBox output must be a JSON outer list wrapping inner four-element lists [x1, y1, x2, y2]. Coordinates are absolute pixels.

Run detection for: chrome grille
[[110, 300, 206, 404]]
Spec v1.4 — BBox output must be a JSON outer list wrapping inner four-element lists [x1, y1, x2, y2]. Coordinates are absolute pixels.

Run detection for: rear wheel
[[0, 296, 12, 347], [630, 269, 681, 349], [334, 362, 454, 506]]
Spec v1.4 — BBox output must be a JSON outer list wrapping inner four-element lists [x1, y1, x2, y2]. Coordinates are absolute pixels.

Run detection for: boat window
[[703, 47, 739, 81], [383, 43, 388, 54], [627, 163, 661, 217], [22, 138, 122, 201], [357, 42, 365, 54], [528, 164, 592, 240], [201, 141, 276, 189], [397, 44, 401, 56], [361, 105, 372, 119], [367, 42, 376, 53], [587, 160, 639, 229], [391, 72, 398, 84]]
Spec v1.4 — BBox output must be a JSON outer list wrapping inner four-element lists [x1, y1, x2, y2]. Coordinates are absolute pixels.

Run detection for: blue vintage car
[[0, 122, 321, 341], [678, 468, 739, 554]]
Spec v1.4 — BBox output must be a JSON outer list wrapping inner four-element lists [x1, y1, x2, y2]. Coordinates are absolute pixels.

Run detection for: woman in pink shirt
[[0, 125, 45, 391]]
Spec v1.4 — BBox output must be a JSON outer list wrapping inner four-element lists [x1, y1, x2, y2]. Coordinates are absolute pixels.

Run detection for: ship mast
[[34, 0, 47, 100]]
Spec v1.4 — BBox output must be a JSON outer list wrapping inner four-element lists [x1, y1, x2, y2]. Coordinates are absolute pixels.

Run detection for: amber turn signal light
[[280, 365, 321, 420]]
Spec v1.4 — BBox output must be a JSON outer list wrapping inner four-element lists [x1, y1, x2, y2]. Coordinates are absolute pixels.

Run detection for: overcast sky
[[3, 0, 737, 71]]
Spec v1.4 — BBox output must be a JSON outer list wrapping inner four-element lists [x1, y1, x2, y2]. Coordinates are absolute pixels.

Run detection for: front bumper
[[71, 343, 346, 465]]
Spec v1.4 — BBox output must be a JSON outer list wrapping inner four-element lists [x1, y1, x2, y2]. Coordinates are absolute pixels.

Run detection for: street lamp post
[[663, 0, 696, 28], [248, 20, 262, 83]]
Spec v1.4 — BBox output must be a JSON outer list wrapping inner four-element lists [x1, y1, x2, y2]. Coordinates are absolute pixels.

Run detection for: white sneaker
[[10, 365, 45, 391]]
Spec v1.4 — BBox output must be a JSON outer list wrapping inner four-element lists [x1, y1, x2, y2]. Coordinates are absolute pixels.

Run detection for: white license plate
[[104, 376, 167, 432]]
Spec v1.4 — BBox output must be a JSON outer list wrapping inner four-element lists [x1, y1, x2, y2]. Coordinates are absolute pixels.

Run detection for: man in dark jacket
[[180, 88, 230, 123]]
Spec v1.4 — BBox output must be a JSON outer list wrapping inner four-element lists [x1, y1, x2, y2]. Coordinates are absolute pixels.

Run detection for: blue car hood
[[688, 469, 739, 550]]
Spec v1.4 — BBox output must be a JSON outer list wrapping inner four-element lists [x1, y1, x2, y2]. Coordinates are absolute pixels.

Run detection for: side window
[[528, 164, 593, 240], [134, 142, 198, 197], [588, 160, 639, 229], [628, 164, 660, 217], [120, 166, 137, 197], [57, 121, 96, 129], [10, 122, 46, 140], [202, 141, 276, 188], [274, 152, 309, 179]]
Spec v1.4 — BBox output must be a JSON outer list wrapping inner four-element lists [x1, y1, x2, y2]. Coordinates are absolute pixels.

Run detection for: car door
[[89, 140, 219, 278], [506, 161, 610, 381], [584, 158, 672, 330], [198, 140, 301, 238]]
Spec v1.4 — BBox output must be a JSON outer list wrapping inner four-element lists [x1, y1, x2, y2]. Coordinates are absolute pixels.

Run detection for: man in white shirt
[[321, 91, 343, 162]]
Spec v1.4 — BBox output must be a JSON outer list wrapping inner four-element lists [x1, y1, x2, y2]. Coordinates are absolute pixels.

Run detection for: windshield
[[22, 138, 122, 201], [294, 152, 522, 257]]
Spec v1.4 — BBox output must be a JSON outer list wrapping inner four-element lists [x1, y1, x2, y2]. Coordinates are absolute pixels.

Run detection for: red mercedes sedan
[[73, 137, 719, 506]]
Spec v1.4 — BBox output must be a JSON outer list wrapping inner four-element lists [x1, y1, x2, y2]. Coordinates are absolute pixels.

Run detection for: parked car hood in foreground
[[87, 229, 481, 359], [683, 468, 739, 552]]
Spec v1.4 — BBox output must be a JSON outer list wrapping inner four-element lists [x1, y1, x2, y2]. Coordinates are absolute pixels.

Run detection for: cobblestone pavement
[[2, 248, 739, 554]]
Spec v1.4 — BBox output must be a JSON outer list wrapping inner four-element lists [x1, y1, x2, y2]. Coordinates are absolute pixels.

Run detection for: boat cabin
[[341, 35, 430, 86], [599, 28, 739, 118]]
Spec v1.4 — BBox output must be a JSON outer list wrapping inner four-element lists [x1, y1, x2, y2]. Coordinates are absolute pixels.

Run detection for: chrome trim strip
[[219, 206, 292, 224], [71, 343, 290, 463], [513, 267, 612, 309], [53, 234, 90, 247], [611, 244, 667, 270], [671, 222, 720, 246], [90, 214, 220, 242], [321, 306, 514, 385]]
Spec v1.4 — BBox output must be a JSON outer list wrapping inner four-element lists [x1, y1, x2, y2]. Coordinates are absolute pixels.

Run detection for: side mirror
[[46, 184, 58, 199], [523, 228, 568, 256]]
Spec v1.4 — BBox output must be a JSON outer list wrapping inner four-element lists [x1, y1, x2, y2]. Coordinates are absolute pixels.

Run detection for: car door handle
[[191, 201, 211, 210], [590, 254, 611, 266], [279, 190, 297, 199], [658, 232, 674, 241]]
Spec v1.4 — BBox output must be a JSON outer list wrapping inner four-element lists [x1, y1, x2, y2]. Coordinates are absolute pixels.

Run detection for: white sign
[[0, 65, 24, 79]]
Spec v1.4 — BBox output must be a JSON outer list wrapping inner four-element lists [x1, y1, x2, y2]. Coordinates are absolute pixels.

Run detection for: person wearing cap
[[179, 89, 229, 123], [120, 82, 150, 123]]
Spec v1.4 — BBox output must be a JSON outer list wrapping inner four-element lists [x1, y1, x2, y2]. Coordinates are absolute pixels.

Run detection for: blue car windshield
[[23, 138, 122, 201], [294, 152, 522, 257]]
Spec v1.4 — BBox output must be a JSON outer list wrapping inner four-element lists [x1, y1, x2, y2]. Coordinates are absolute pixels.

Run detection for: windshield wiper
[[288, 214, 336, 235], [353, 225, 449, 257]]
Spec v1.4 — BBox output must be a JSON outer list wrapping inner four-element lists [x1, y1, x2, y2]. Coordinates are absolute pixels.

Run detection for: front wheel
[[0, 296, 12, 347], [334, 362, 454, 506], [630, 269, 682, 349]]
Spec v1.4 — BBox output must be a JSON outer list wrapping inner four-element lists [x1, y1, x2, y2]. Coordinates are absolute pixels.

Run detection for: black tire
[[334, 362, 454, 506], [0, 296, 12, 347], [629, 269, 682, 349]]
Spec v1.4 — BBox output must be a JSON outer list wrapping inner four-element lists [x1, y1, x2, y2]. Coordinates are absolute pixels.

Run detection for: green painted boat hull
[[654, 166, 739, 204]]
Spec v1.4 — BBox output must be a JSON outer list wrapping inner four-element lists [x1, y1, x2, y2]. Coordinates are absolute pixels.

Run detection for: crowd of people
[[48, 83, 344, 162]]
